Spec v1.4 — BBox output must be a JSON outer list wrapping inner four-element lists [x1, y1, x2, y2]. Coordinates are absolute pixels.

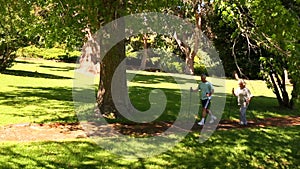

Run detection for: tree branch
[[232, 37, 248, 79]]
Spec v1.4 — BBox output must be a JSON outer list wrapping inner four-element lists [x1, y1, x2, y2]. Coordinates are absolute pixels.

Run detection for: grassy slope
[[0, 58, 299, 168]]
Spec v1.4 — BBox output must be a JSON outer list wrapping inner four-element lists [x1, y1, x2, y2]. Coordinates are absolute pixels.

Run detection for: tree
[[96, 0, 184, 117], [3, 0, 190, 118], [33, 0, 184, 118], [211, 0, 299, 108], [0, 0, 36, 71], [173, 1, 207, 75], [7, 0, 298, 113], [207, 7, 261, 79]]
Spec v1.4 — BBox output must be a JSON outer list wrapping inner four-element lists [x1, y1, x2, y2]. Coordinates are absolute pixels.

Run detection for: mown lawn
[[0, 59, 77, 125], [0, 58, 299, 168], [0, 126, 299, 168]]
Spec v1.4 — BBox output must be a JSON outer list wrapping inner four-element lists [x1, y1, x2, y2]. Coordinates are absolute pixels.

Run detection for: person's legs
[[242, 106, 247, 125], [207, 109, 217, 123], [198, 99, 209, 125], [240, 105, 247, 125], [197, 108, 207, 125], [202, 108, 207, 118], [239, 106, 243, 124], [205, 99, 216, 123], [207, 109, 212, 117], [198, 99, 217, 125]]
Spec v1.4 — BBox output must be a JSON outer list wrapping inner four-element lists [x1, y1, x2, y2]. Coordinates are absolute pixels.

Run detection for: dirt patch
[[0, 123, 87, 142], [1, 116, 300, 142]]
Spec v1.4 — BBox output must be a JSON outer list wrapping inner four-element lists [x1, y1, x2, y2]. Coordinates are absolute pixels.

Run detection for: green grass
[[221, 78, 297, 120], [1, 58, 300, 168], [127, 70, 299, 122], [0, 126, 299, 168], [0, 59, 78, 125], [1, 58, 298, 125]]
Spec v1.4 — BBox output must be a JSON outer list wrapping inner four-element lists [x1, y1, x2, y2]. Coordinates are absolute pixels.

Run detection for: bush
[[194, 53, 208, 75], [16, 46, 80, 63], [194, 63, 207, 75]]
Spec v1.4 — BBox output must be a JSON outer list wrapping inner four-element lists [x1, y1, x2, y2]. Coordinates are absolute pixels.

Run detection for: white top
[[234, 87, 252, 105]]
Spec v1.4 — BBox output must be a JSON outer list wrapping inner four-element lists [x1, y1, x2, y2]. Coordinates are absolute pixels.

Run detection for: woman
[[232, 79, 252, 125]]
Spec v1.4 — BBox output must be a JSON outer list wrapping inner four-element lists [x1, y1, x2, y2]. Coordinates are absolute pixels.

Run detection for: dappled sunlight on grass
[[223, 93, 300, 121], [2, 58, 298, 126], [0, 59, 77, 125], [0, 85, 77, 125], [128, 86, 182, 122], [0, 126, 299, 168], [154, 126, 300, 168], [0, 58, 300, 168]]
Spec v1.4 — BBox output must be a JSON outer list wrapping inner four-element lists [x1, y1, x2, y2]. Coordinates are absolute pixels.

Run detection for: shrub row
[[16, 46, 81, 63]]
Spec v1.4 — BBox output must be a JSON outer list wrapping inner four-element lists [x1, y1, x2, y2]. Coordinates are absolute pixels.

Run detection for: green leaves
[[211, 0, 300, 107], [0, 0, 36, 70]]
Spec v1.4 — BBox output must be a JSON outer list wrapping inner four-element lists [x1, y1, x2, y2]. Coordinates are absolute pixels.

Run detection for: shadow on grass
[[129, 73, 180, 84], [15, 60, 38, 64], [0, 141, 112, 169], [160, 126, 300, 168], [0, 126, 300, 168], [0, 86, 77, 123], [128, 86, 182, 122], [223, 94, 300, 120], [1, 86, 74, 105], [0, 140, 158, 168], [1, 69, 72, 79], [39, 65, 75, 72], [128, 73, 224, 87], [78, 86, 186, 124]]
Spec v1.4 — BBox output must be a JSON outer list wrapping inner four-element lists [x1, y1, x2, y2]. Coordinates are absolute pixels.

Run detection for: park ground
[[0, 58, 300, 168], [1, 116, 300, 142]]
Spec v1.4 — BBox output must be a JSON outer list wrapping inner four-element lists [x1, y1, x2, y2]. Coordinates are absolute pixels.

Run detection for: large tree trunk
[[91, 0, 130, 119], [96, 3, 128, 118], [98, 38, 127, 118]]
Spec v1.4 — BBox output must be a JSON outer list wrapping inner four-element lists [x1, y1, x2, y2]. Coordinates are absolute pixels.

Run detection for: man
[[232, 79, 252, 125], [191, 74, 217, 125]]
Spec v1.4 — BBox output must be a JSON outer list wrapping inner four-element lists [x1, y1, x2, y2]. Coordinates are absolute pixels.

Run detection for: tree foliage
[[0, 0, 36, 70], [211, 0, 299, 108], [1, 0, 299, 112], [38, 0, 184, 117]]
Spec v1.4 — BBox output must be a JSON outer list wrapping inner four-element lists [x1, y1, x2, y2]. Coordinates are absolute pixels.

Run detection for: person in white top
[[232, 79, 253, 125]]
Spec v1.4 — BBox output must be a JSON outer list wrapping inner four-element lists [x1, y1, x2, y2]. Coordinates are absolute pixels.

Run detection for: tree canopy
[[210, 0, 299, 108], [1, 0, 299, 111]]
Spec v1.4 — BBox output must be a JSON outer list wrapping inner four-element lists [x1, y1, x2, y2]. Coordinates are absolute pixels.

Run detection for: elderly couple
[[191, 74, 252, 125]]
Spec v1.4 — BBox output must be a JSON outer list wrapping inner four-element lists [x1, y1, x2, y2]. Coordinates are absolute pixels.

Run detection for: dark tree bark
[[98, 38, 127, 118], [95, 0, 129, 118]]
